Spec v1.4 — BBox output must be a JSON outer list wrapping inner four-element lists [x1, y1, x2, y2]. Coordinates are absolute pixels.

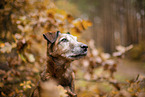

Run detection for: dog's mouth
[[69, 53, 87, 58]]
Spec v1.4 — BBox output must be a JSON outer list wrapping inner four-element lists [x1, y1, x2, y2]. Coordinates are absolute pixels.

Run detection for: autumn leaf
[[20, 81, 34, 91], [25, 52, 35, 63], [0, 82, 4, 87], [1, 92, 6, 96], [70, 19, 92, 36], [70, 27, 81, 36], [47, 8, 56, 18], [113, 45, 133, 57], [66, 14, 74, 23], [101, 53, 111, 61], [0, 42, 16, 53], [72, 19, 85, 31], [82, 20, 92, 29], [0, 43, 5, 48]]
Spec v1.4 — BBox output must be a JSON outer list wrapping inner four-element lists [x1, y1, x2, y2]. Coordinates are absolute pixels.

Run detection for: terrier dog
[[32, 31, 88, 97]]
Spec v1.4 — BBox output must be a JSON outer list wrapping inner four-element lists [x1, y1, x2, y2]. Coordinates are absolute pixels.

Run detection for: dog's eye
[[61, 38, 68, 42]]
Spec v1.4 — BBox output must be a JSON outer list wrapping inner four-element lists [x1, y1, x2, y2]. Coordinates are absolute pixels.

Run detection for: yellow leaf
[[26, 85, 31, 89], [0, 43, 5, 48], [111, 90, 118, 94], [26, 81, 31, 84], [66, 14, 74, 23], [70, 27, 81, 36], [32, 67, 39, 73], [72, 19, 92, 32], [126, 80, 130, 83], [20, 83, 24, 86], [73, 19, 84, 31], [0, 82, 4, 87], [56, 9, 67, 16], [82, 20, 92, 29], [47, 8, 56, 18], [15, 88, 19, 93]]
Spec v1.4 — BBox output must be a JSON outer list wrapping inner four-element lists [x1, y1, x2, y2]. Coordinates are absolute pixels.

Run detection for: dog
[[32, 31, 88, 97]]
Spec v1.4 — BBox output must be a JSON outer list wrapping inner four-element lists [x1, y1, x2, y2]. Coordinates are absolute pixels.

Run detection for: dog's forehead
[[59, 34, 77, 41]]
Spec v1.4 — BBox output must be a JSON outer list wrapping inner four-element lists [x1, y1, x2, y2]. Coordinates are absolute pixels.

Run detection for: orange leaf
[[1, 92, 6, 96], [0, 43, 5, 48]]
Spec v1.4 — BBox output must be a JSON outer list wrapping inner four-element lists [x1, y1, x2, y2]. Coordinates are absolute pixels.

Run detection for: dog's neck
[[48, 54, 71, 66], [46, 54, 72, 78]]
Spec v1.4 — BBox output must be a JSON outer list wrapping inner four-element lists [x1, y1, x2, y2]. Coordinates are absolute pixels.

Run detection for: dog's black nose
[[81, 44, 88, 51]]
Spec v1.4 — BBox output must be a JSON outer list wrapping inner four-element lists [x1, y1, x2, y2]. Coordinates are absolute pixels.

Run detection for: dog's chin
[[68, 52, 87, 60]]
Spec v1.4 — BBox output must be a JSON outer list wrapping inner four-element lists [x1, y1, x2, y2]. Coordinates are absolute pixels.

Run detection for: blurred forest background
[[0, 0, 145, 97]]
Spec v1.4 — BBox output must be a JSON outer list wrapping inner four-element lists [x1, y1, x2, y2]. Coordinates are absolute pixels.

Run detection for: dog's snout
[[80, 44, 88, 51], [81, 44, 88, 48]]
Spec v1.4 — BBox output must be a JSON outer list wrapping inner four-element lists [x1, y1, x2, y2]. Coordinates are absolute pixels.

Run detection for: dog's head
[[43, 31, 88, 60]]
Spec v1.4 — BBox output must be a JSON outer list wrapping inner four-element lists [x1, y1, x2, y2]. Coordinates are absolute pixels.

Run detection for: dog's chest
[[55, 67, 73, 86]]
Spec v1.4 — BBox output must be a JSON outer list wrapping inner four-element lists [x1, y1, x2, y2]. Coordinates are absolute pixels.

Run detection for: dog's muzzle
[[70, 44, 88, 59], [80, 44, 88, 52]]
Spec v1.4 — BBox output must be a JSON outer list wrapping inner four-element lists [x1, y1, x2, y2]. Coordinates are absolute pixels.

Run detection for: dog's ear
[[43, 31, 60, 43], [66, 32, 70, 34]]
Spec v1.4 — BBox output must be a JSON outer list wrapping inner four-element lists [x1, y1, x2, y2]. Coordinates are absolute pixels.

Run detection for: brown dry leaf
[[8, 92, 15, 97], [0, 82, 4, 87], [113, 45, 133, 57], [101, 53, 111, 61], [1, 92, 6, 96], [32, 67, 39, 73], [15, 88, 20, 93], [0, 70, 6, 75]]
